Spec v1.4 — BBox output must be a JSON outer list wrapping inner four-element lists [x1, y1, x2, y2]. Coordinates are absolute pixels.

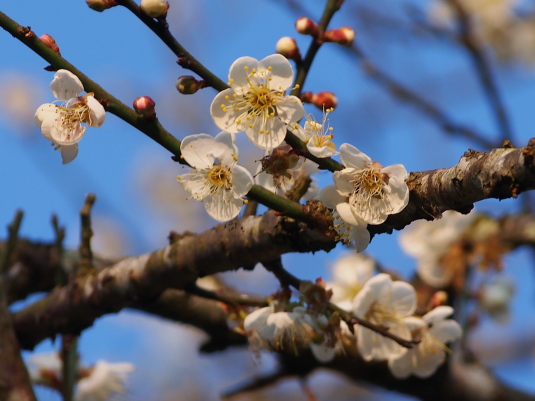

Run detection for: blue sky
[[2, 1, 535, 400]]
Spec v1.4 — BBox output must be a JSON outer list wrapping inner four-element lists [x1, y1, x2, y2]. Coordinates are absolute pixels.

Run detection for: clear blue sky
[[1, 1, 535, 400]]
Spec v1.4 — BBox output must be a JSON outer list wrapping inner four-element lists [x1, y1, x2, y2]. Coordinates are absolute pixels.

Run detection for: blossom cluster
[[244, 257, 462, 379]]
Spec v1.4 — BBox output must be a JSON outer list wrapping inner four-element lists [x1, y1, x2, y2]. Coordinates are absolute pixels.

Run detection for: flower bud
[[275, 37, 301, 62], [428, 291, 448, 310], [133, 96, 156, 119], [39, 34, 61, 56], [86, 0, 117, 12], [323, 27, 356, 46], [295, 17, 318, 37], [301, 91, 338, 110], [175, 76, 203, 94], [140, 0, 169, 18]]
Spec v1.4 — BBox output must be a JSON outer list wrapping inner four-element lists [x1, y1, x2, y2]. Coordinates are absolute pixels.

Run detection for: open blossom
[[388, 306, 462, 379], [326, 252, 375, 311], [210, 54, 305, 150], [177, 131, 254, 222], [35, 69, 105, 164], [317, 185, 370, 253], [399, 210, 474, 287], [292, 108, 339, 158], [352, 273, 416, 361], [244, 305, 341, 363], [334, 143, 409, 225]]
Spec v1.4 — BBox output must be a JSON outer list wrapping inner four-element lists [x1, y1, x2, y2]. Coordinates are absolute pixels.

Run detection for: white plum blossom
[[352, 273, 416, 361], [399, 210, 475, 287], [244, 305, 341, 363], [326, 252, 375, 311], [334, 143, 409, 225], [388, 306, 462, 379], [317, 185, 370, 253], [177, 131, 254, 222], [35, 69, 105, 164], [210, 54, 305, 150], [28, 352, 135, 401], [76, 360, 135, 401], [292, 109, 339, 158]]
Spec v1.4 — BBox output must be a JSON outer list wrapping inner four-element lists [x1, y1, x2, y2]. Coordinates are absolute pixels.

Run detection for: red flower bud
[[295, 17, 318, 37], [86, 0, 118, 12], [323, 27, 356, 46], [39, 34, 61, 56], [133, 96, 156, 119], [275, 37, 302, 62], [301, 91, 338, 110], [140, 0, 169, 18]]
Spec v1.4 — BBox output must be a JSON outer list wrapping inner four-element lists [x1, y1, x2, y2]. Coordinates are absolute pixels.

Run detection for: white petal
[[60, 144, 78, 164], [228, 56, 260, 87], [307, 143, 339, 158], [390, 281, 417, 317], [204, 190, 244, 222], [352, 274, 391, 318], [50, 70, 83, 100], [423, 306, 454, 324], [86, 96, 106, 127], [230, 165, 254, 197], [244, 306, 274, 331], [50, 120, 86, 146], [213, 131, 239, 166], [260, 54, 294, 91], [35, 103, 57, 141], [430, 320, 462, 344], [316, 185, 345, 208], [210, 88, 241, 133], [180, 134, 216, 169], [333, 169, 355, 196], [351, 225, 371, 253], [276, 96, 305, 125], [310, 342, 336, 363], [413, 348, 445, 378], [388, 350, 413, 379], [336, 202, 362, 226], [245, 117, 286, 150], [339, 143, 371, 169], [417, 257, 453, 288]]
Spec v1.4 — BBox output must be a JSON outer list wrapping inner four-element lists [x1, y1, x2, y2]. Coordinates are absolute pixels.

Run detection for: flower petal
[[204, 190, 244, 222], [230, 165, 254, 197], [180, 134, 216, 169], [85, 96, 106, 127], [210, 88, 242, 133], [60, 144, 78, 164], [50, 70, 83, 100], [430, 319, 462, 344], [276, 96, 305, 125], [391, 281, 417, 317], [228, 56, 260, 87], [339, 143, 371, 169], [316, 185, 346, 208], [213, 131, 239, 166], [35, 103, 57, 141], [260, 54, 294, 91], [332, 169, 355, 196], [245, 117, 286, 150], [423, 306, 454, 324]]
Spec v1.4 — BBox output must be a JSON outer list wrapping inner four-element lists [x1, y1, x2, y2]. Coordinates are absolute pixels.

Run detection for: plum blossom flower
[[326, 252, 375, 311], [317, 185, 370, 253], [352, 273, 416, 361], [333, 143, 409, 225], [177, 131, 254, 222], [399, 210, 475, 287], [28, 352, 135, 401], [35, 69, 105, 164], [244, 305, 343, 363], [292, 108, 339, 158], [210, 54, 305, 150], [388, 306, 462, 379]]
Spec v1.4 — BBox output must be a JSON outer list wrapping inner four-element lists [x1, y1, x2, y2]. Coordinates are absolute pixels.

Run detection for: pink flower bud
[[140, 0, 169, 18], [133, 96, 156, 119], [86, 0, 118, 12], [275, 37, 301, 62], [301, 91, 338, 110], [295, 17, 318, 37], [39, 34, 61, 56], [428, 291, 448, 310], [323, 27, 355, 46], [175, 76, 202, 94]]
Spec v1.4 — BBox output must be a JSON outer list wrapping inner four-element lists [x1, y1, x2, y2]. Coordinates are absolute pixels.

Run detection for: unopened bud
[[301, 91, 338, 110], [428, 291, 448, 310], [275, 37, 301, 62], [133, 96, 156, 119], [295, 17, 318, 37], [175, 76, 204, 94], [86, 0, 118, 12], [140, 0, 169, 18], [39, 34, 60, 56], [323, 27, 355, 46]]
